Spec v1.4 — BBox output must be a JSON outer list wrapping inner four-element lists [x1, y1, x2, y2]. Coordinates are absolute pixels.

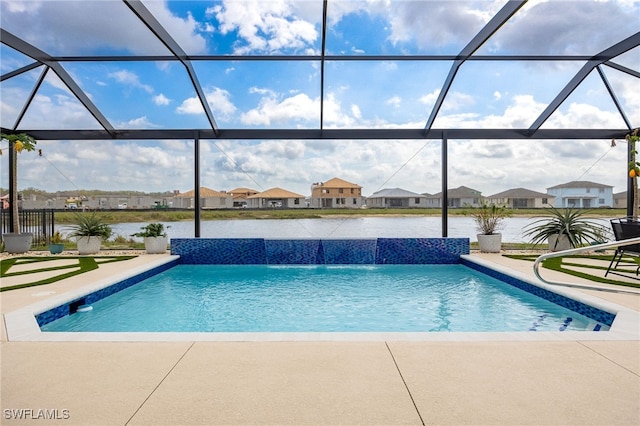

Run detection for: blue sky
[[1, 0, 639, 198]]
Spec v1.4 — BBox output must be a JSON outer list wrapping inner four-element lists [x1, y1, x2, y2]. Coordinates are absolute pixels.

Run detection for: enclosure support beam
[[194, 134, 201, 238], [441, 132, 448, 237], [8, 143, 15, 233], [629, 140, 634, 218]]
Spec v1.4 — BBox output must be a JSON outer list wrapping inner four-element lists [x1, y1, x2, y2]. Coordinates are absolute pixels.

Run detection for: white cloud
[[386, 96, 402, 108], [176, 87, 237, 118], [176, 97, 203, 115], [209, 0, 318, 54], [241, 92, 318, 126], [108, 70, 153, 93], [419, 90, 440, 108], [121, 116, 155, 129], [441, 92, 475, 112], [143, 1, 208, 54], [153, 94, 170, 106], [0, 1, 203, 56]]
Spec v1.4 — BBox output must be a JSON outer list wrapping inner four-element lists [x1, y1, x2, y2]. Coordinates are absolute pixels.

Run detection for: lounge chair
[[605, 217, 640, 279]]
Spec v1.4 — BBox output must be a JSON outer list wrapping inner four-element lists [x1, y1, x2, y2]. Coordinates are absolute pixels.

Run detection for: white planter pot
[[548, 234, 571, 252], [144, 236, 168, 254], [3, 233, 33, 253], [477, 233, 502, 253], [76, 236, 103, 255]]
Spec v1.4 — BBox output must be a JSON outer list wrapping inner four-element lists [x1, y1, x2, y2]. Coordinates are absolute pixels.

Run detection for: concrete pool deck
[[1, 252, 639, 425]]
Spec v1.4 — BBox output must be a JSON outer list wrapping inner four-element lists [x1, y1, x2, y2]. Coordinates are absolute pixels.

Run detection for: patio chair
[[605, 217, 640, 279]]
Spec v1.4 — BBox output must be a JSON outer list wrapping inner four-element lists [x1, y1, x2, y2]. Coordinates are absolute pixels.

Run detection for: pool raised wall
[[170, 238, 470, 264]]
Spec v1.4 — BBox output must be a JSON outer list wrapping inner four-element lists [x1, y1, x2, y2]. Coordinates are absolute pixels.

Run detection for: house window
[[542, 198, 547, 204], [350, 188, 354, 194], [415, 198, 420, 204], [339, 188, 344, 194], [294, 198, 300, 205], [599, 188, 604, 193], [586, 188, 591, 193], [352, 198, 357, 205], [598, 198, 604, 204]]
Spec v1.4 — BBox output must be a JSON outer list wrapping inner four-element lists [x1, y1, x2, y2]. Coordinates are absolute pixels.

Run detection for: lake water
[[97, 216, 612, 243]]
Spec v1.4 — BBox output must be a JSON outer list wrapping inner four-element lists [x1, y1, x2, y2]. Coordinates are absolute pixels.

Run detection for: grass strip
[[504, 254, 640, 288], [0, 256, 136, 292]]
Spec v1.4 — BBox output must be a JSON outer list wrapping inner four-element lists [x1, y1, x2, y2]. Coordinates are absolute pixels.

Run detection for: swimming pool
[[39, 264, 610, 333], [7, 237, 637, 341]]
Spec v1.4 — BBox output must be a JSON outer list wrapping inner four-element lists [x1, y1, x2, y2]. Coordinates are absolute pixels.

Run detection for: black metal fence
[[0, 208, 55, 245]]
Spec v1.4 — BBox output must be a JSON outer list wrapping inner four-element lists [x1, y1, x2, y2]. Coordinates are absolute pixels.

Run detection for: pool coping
[[4, 255, 640, 342]]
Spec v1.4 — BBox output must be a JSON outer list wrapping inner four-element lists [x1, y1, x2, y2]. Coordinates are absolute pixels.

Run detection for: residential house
[[310, 177, 364, 208], [486, 188, 554, 209], [423, 186, 482, 208], [246, 187, 305, 208], [366, 188, 427, 208], [172, 187, 233, 209], [228, 187, 259, 208], [547, 181, 613, 208], [612, 190, 640, 210], [83, 194, 170, 209]]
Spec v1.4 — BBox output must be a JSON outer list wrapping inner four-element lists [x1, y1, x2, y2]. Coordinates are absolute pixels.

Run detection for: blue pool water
[[41, 265, 608, 333]]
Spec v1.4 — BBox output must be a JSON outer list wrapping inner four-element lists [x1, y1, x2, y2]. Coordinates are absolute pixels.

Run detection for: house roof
[[229, 187, 259, 195], [229, 187, 259, 200], [487, 187, 551, 198], [368, 188, 425, 199], [547, 180, 613, 190], [248, 188, 304, 199], [315, 177, 361, 189], [176, 187, 229, 198], [425, 186, 482, 199]]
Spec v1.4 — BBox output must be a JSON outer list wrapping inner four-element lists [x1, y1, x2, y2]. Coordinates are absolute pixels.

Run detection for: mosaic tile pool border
[[171, 238, 470, 264], [35, 258, 180, 327], [461, 258, 615, 327]]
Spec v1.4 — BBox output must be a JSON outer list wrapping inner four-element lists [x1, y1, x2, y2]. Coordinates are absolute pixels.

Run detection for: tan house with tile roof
[[246, 187, 306, 208], [310, 177, 364, 208], [172, 187, 233, 209], [229, 187, 259, 208]]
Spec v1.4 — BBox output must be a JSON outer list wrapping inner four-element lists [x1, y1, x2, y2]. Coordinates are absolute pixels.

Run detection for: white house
[[366, 188, 427, 208], [546, 181, 613, 208], [246, 187, 306, 208]]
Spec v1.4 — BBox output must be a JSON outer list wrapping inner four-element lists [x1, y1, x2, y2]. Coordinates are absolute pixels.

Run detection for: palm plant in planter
[[49, 231, 65, 254], [523, 206, 607, 252], [68, 213, 112, 255], [1, 132, 37, 253], [465, 202, 509, 253], [131, 223, 169, 254]]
